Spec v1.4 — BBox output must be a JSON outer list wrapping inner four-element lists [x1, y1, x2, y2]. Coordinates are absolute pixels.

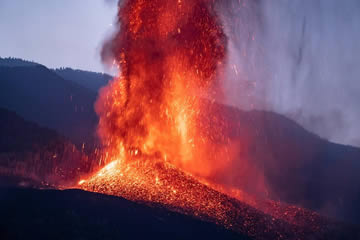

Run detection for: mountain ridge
[[0, 64, 98, 149], [54, 67, 112, 92]]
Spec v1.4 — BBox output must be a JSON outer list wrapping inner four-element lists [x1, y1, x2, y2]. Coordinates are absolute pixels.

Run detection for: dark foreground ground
[[0, 187, 247, 240], [1, 186, 360, 240]]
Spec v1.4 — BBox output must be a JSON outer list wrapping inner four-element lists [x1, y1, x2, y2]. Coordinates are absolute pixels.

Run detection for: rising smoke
[[219, 0, 360, 147]]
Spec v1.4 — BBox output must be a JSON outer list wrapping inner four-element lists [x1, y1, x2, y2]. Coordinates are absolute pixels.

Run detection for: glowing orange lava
[[95, 0, 228, 175], [79, 155, 336, 239]]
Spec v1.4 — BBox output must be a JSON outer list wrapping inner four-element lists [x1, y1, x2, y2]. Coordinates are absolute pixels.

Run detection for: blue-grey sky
[[0, 0, 117, 72]]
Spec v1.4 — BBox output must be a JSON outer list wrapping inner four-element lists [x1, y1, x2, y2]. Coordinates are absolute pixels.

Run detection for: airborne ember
[[96, 0, 227, 170]]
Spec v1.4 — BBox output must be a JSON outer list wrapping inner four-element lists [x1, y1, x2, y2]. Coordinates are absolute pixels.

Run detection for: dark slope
[[0, 188, 245, 240], [54, 68, 112, 92], [201, 102, 360, 223], [0, 65, 98, 148], [0, 107, 91, 183], [0, 107, 63, 153], [0, 57, 112, 93]]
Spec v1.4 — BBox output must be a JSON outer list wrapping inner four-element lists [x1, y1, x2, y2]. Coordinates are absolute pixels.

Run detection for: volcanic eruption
[[77, 0, 357, 239], [95, 0, 227, 171]]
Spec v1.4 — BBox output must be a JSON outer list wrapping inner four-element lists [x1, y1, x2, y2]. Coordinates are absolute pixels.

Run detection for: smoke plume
[[219, 0, 360, 147]]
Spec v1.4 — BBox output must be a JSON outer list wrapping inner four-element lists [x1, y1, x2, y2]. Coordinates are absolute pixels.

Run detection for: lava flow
[[80, 156, 348, 239], [76, 0, 350, 239]]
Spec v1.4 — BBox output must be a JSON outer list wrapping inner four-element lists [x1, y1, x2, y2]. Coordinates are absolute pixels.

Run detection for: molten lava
[[80, 156, 339, 239], [96, 0, 228, 175]]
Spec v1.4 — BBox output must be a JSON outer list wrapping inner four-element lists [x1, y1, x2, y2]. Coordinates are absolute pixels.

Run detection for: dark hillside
[[0, 108, 63, 153], [202, 102, 360, 223], [0, 65, 98, 148], [0, 108, 93, 184], [54, 68, 112, 92]]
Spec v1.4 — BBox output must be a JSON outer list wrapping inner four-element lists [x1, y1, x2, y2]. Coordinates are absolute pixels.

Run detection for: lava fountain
[[95, 0, 228, 174], [77, 0, 347, 239]]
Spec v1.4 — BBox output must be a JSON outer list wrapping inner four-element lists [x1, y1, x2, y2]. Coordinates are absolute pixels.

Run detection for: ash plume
[[218, 0, 360, 147]]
